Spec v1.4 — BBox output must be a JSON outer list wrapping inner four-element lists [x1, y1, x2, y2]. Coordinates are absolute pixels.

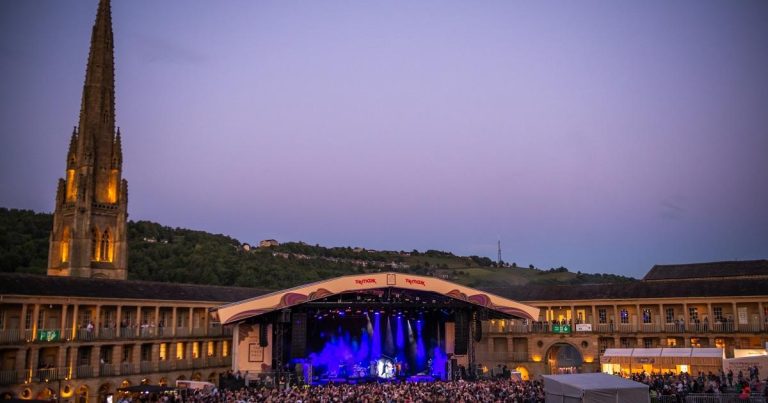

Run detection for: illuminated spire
[[78, 0, 116, 162]]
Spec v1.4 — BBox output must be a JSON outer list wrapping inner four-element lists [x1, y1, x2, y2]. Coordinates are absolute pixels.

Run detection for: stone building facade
[[473, 260, 768, 379], [0, 275, 267, 401]]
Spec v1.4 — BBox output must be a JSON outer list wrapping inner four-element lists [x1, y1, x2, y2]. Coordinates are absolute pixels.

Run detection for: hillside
[[0, 207, 635, 289]]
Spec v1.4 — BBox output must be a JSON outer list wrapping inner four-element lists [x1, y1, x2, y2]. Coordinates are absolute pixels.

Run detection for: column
[[188, 307, 194, 333], [95, 305, 102, 338], [154, 306, 160, 327], [151, 343, 160, 372], [20, 304, 28, 331], [590, 305, 596, 328], [15, 348, 27, 381], [658, 304, 664, 331], [70, 305, 79, 341], [635, 303, 641, 332], [60, 304, 69, 336], [116, 344, 125, 375], [732, 302, 738, 332], [116, 305, 122, 338], [28, 346, 39, 376], [171, 307, 177, 337], [31, 304, 40, 335], [137, 306, 142, 337], [112, 345, 122, 369], [92, 345, 101, 377], [56, 345, 67, 371], [759, 302, 766, 331], [133, 342, 141, 367]]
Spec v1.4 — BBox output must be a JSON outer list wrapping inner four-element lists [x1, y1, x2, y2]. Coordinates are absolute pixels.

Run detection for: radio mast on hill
[[497, 239, 502, 266]]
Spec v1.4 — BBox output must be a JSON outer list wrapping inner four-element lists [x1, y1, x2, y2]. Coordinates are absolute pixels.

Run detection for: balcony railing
[[100, 363, 116, 377], [0, 329, 24, 344], [158, 360, 173, 371], [99, 328, 117, 339], [34, 366, 64, 381], [120, 363, 137, 375], [472, 320, 768, 336], [76, 365, 92, 378], [1, 326, 234, 346], [140, 361, 154, 373], [0, 369, 20, 385], [509, 351, 529, 362]]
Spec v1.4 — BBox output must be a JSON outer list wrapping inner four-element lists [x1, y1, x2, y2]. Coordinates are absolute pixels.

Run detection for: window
[[714, 307, 723, 322], [91, 228, 100, 261], [61, 227, 71, 262], [24, 307, 33, 329], [666, 338, 677, 347], [665, 308, 675, 324], [100, 229, 111, 262], [598, 309, 607, 324], [192, 342, 200, 359], [715, 338, 725, 349], [688, 307, 699, 322], [222, 340, 229, 357], [690, 337, 702, 348], [176, 342, 185, 360], [620, 309, 629, 324], [37, 308, 46, 329], [78, 309, 92, 328], [159, 343, 167, 361], [207, 341, 215, 357], [642, 309, 652, 324], [644, 338, 654, 348], [100, 346, 112, 364], [141, 344, 152, 361]]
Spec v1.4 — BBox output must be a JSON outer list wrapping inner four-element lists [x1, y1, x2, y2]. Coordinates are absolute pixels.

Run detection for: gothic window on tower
[[100, 229, 112, 262], [65, 169, 77, 202], [91, 228, 101, 261], [107, 169, 118, 203], [60, 227, 71, 263]]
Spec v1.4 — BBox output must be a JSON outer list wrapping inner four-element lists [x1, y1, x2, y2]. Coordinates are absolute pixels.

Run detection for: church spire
[[78, 0, 116, 163], [49, 0, 128, 281]]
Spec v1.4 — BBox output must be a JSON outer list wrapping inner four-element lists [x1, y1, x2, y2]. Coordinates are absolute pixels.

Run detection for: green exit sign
[[552, 324, 571, 334]]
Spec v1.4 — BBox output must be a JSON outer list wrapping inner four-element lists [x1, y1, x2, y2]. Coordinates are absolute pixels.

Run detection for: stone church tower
[[48, 0, 128, 280]]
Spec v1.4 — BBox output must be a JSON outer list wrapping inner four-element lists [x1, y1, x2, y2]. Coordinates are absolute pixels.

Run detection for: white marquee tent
[[542, 373, 649, 403]]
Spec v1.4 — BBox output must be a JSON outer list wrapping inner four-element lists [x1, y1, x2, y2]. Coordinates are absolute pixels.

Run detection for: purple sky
[[1, 1, 767, 278]]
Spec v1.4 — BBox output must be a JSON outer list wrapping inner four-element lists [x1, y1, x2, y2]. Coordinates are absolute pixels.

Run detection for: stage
[[215, 273, 540, 385]]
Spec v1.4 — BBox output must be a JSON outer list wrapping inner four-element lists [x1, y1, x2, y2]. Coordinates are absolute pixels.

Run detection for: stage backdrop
[[234, 323, 273, 375]]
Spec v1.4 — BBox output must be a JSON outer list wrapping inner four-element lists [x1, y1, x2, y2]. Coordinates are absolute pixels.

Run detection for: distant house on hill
[[241, 243, 251, 252], [259, 239, 279, 248]]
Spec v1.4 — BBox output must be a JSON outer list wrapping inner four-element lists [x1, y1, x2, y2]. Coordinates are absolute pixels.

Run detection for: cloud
[[658, 200, 685, 220], [134, 35, 206, 65]]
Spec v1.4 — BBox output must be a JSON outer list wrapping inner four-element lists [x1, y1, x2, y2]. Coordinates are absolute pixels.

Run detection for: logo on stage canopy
[[405, 278, 426, 286], [355, 278, 377, 286]]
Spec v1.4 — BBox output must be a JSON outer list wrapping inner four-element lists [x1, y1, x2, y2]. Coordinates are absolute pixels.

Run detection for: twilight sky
[[1, 1, 767, 278]]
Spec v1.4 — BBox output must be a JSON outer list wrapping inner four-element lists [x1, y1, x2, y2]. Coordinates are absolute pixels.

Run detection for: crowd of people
[[115, 367, 768, 403], [627, 367, 767, 401], [130, 379, 546, 403]]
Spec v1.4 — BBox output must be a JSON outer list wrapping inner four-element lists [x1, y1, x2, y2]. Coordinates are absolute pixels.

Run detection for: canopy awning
[[212, 272, 539, 324]]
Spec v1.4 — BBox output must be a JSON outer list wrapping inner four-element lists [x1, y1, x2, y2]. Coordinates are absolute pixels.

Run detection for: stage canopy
[[212, 272, 539, 324]]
